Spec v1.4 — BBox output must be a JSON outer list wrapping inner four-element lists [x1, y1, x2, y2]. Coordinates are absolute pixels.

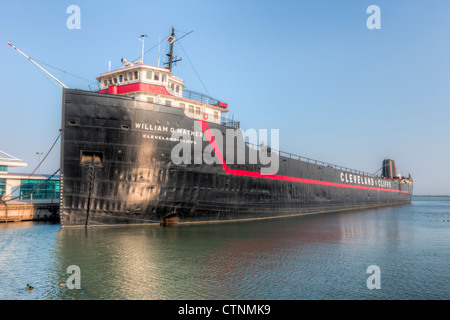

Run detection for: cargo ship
[[9, 29, 414, 227]]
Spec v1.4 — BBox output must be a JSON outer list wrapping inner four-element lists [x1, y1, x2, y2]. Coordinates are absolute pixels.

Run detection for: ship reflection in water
[[0, 197, 449, 300]]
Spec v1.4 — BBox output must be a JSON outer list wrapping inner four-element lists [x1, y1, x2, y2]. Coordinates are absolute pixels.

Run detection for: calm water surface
[[1, 197, 449, 300]]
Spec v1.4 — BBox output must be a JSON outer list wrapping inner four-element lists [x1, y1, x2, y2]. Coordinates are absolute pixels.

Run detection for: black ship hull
[[60, 89, 413, 227]]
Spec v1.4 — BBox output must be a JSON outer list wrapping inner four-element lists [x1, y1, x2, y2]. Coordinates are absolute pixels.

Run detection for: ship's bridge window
[[134, 71, 139, 80], [114, 77, 118, 84], [146, 70, 152, 80], [195, 107, 201, 115], [109, 79, 112, 85], [214, 111, 219, 120], [179, 103, 185, 111], [188, 105, 194, 113], [170, 83, 174, 91], [176, 85, 179, 93], [103, 80, 108, 87], [119, 75, 123, 82], [165, 100, 172, 106], [154, 72, 159, 81], [162, 74, 167, 82]]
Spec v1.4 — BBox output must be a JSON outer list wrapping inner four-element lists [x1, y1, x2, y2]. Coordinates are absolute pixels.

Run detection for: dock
[[0, 199, 59, 223]]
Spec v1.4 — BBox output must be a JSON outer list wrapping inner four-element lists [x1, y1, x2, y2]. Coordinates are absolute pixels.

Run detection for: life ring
[[203, 113, 208, 120]]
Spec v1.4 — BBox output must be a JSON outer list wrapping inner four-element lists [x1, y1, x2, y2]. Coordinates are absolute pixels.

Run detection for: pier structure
[[0, 149, 60, 222]]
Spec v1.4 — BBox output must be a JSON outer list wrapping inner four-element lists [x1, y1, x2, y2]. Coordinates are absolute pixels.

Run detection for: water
[[1, 197, 449, 300]]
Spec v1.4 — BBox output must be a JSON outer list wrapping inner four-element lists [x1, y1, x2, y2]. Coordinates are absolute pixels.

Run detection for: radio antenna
[[139, 34, 148, 64], [158, 36, 161, 67]]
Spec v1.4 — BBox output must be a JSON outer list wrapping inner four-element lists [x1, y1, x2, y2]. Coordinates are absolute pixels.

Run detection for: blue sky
[[1, 0, 449, 194]]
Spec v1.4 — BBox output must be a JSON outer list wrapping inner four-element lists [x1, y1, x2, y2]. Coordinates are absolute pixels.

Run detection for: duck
[[58, 281, 66, 287], [26, 284, 34, 292]]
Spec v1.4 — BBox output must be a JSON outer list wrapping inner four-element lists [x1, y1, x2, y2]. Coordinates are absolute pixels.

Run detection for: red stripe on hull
[[198, 120, 409, 194]]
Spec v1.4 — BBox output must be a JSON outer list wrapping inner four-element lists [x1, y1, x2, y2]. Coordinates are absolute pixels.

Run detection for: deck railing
[[245, 142, 378, 178], [182, 89, 228, 109], [221, 116, 240, 129]]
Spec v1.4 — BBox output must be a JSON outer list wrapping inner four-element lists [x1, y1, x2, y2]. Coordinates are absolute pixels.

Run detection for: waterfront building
[[0, 150, 59, 202]]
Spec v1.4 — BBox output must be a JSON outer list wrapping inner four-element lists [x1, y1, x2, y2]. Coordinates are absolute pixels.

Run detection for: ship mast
[[165, 27, 182, 72], [7, 42, 69, 89]]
